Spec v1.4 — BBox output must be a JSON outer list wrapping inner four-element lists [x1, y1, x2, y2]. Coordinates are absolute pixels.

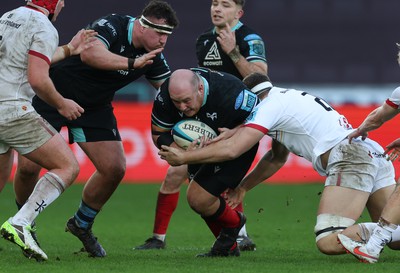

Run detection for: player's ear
[[235, 9, 244, 19]]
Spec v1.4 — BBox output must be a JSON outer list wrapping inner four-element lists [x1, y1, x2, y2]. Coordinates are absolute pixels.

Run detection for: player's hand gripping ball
[[172, 119, 217, 149]]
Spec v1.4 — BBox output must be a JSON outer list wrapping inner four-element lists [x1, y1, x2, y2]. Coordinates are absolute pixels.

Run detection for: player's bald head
[[169, 69, 199, 97]]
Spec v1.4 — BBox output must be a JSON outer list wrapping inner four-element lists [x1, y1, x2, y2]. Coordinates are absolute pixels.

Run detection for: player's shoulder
[[196, 27, 215, 43], [88, 13, 130, 30], [236, 23, 263, 39], [390, 86, 400, 99]]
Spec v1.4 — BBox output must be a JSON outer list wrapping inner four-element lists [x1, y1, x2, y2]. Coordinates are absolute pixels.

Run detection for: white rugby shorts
[[325, 138, 395, 193], [0, 102, 57, 154]]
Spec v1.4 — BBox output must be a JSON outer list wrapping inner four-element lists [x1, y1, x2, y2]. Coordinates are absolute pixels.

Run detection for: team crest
[[205, 42, 221, 60]]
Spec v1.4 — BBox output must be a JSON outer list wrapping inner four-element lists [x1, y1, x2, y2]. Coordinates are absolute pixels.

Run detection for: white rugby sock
[[12, 172, 66, 226], [153, 234, 166, 242], [365, 219, 397, 255], [358, 222, 377, 241], [390, 226, 400, 242]]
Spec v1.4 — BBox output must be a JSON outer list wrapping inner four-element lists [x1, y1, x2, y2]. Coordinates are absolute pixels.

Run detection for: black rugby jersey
[[195, 22, 267, 80], [151, 68, 259, 134], [48, 14, 171, 107]]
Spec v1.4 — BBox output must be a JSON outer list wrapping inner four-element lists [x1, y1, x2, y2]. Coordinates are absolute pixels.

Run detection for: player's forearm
[[233, 58, 268, 78], [357, 108, 387, 133], [31, 77, 64, 110], [239, 150, 284, 192], [182, 144, 234, 164], [80, 46, 131, 70], [51, 44, 71, 64]]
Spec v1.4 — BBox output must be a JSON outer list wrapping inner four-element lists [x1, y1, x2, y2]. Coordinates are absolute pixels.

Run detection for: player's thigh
[[25, 133, 78, 173], [318, 185, 369, 220], [78, 140, 125, 172], [161, 165, 188, 193], [187, 180, 218, 213], [366, 184, 396, 221]]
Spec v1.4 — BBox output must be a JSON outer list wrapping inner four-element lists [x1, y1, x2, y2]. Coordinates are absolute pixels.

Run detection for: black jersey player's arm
[[229, 46, 268, 78], [151, 123, 181, 150], [80, 39, 163, 71], [217, 23, 268, 77]]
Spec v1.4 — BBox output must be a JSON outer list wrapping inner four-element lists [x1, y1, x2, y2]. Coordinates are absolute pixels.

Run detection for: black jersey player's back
[[151, 67, 259, 134]]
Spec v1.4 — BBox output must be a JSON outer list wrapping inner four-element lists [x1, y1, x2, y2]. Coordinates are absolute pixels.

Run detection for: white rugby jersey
[[0, 7, 58, 103], [244, 87, 355, 175], [385, 86, 400, 109]]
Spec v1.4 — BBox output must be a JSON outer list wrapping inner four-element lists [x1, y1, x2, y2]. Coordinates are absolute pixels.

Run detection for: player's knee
[[161, 166, 188, 193], [314, 213, 355, 254], [316, 235, 340, 255], [101, 160, 126, 181], [69, 160, 80, 181]]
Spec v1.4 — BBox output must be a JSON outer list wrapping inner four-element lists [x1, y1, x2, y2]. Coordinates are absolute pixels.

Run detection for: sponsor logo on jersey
[[235, 90, 258, 111], [156, 94, 164, 103], [214, 165, 221, 173], [117, 70, 129, 75], [0, 18, 21, 29], [205, 42, 221, 60], [206, 112, 217, 121], [96, 19, 117, 36], [120, 45, 125, 53], [250, 41, 265, 55]]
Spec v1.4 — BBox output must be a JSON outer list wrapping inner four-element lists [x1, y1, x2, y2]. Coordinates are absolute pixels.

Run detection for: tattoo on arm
[[228, 46, 241, 64]]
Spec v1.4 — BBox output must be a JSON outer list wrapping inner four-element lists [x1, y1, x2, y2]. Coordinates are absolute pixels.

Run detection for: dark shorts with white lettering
[[188, 143, 259, 196], [32, 97, 121, 143]]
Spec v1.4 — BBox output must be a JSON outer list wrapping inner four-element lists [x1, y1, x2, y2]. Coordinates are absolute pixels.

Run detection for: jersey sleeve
[[151, 85, 176, 130], [145, 53, 172, 83], [238, 30, 267, 63], [244, 96, 284, 133], [386, 86, 400, 109], [30, 26, 58, 65], [232, 89, 259, 123]]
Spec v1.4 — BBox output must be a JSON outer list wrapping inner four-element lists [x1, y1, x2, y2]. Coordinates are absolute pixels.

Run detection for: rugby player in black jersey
[[13, 0, 179, 258], [150, 67, 259, 257]]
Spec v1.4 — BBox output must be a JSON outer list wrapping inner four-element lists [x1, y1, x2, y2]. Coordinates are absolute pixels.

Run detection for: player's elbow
[[222, 147, 243, 160], [28, 74, 48, 93]]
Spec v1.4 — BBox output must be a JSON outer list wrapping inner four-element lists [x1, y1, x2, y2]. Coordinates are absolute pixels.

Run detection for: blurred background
[[1, 0, 399, 182], [2, 0, 398, 102]]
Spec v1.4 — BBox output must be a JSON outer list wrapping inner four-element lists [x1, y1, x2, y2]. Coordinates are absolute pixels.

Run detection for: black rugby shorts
[[188, 143, 259, 196]]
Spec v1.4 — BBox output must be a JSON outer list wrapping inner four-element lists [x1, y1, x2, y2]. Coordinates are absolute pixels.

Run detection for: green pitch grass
[[0, 182, 398, 273]]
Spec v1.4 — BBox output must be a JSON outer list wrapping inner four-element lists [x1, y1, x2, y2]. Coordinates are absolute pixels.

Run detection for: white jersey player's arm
[[358, 103, 398, 133], [348, 87, 400, 142], [238, 139, 289, 192], [51, 29, 97, 64], [159, 125, 264, 166]]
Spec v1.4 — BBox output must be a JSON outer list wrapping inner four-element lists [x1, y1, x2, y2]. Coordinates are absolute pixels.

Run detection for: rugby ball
[[172, 119, 217, 149]]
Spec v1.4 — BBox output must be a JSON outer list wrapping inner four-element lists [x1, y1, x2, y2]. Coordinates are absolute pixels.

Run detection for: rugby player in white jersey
[[0, 0, 95, 261], [159, 72, 399, 256]]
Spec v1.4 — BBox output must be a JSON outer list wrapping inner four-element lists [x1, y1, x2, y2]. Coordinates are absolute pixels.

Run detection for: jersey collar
[[127, 17, 135, 45], [213, 21, 243, 34], [199, 75, 209, 107]]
